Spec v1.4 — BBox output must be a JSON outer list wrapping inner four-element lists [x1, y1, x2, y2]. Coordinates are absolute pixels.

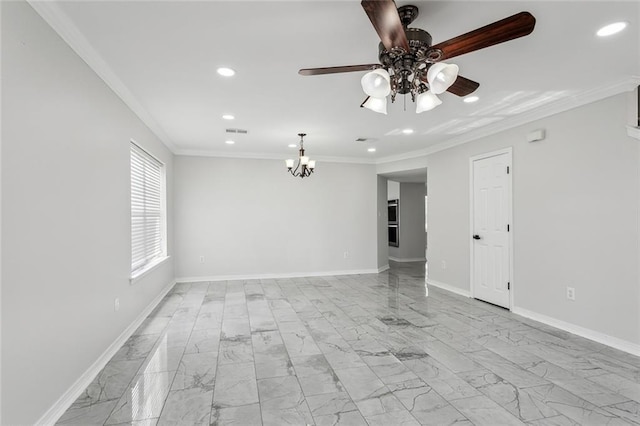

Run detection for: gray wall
[[377, 176, 389, 270], [380, 93, 639, 346], [1, 3, 175, 423], [387, 180, 400, 200], [388, 183, 426, 261], [173, 156, 378, 278], [400, 183, 427, 260]]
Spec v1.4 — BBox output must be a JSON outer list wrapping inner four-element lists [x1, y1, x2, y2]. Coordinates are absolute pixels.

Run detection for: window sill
[[627, 126, 640, 140], [130, 255, 171, 285]]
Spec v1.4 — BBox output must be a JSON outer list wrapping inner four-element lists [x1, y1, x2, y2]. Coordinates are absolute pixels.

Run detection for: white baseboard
[[512, 306, 640, 357], [426, 279, 471, 298], [36, 279, 177, 426], [378, 264, 390, 273], [176, 268, 381, 283], [389, 257, 426, 263]]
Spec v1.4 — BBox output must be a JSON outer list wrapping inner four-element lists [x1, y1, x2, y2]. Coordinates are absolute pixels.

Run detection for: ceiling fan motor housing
[[378, 27, 434, 95]]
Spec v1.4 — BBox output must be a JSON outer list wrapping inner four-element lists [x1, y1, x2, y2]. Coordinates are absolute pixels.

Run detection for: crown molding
[[174, 149, 377, 164], [376, 76, 640, 165], [27, 1, 179, 153]]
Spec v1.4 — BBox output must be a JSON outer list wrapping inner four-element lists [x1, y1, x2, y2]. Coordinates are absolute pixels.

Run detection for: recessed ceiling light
[[288, 144, 297, 148], [402, 128, 414, 135], [463, 96, 479, 103], [225, 140, 235, 145], [597, 22, 628, 37], [217, 67, 235, 77], [222, 114, 235, 120], [368, 148, 376, 152]]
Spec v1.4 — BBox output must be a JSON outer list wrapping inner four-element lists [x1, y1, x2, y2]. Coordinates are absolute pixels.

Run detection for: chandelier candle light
[[286, 133, 316, 178]]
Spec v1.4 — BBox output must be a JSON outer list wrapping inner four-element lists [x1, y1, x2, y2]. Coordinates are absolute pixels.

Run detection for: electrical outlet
[[114, 298, 120, 312], [566, 287, 575, 301], [199, 256, 205, 263], [441, 260, 447, 269]]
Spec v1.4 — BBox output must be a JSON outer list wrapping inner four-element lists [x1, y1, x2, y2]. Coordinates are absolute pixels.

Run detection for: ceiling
[[380, 168, 428, 183], [35, 1, 639, 163]]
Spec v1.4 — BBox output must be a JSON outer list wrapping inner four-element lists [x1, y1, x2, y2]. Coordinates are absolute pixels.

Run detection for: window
[[130, 142, 166, 277]]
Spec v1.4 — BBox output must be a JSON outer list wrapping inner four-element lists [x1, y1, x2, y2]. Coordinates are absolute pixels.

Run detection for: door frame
[[469, 147, 514, 310]]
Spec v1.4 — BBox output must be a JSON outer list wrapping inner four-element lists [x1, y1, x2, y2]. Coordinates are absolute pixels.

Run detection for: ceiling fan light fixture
[[361, 69, 391, 98], [362, 96, 387, 114], [427, 62, 459, 95], [416, 90, 442, 113]]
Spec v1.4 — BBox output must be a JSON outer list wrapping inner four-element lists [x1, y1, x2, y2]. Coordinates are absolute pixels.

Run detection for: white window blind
[[131, 142, 165, 275]]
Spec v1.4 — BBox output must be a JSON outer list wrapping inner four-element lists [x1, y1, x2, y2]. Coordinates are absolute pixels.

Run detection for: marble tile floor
[[58, 261, 640, 425]]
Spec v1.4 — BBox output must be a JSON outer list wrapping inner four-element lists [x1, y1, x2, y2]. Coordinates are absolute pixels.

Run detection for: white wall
[[424, 93, 639, 346], [1, 2, 175, 424], [174, 156, 378, 279]]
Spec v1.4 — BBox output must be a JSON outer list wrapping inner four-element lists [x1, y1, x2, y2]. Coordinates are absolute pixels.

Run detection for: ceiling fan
[[299, 0, 536, 114]]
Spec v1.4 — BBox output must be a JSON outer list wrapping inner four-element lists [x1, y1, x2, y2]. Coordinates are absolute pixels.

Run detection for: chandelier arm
[[292, 161, 301, 177]]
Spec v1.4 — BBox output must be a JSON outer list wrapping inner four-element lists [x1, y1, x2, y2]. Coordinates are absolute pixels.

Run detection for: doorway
[[470, 148, 512, 309]]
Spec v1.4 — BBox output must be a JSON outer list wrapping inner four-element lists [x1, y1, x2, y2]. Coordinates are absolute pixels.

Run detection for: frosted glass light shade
[[416, 91, 442, 113], [300, 156, 309, 165], [362, 96, 387, 114], [285, 159, 294, 168], [427, 63, 459, 94], [361, 69, 391, 98], [308, 160, 316, 169]]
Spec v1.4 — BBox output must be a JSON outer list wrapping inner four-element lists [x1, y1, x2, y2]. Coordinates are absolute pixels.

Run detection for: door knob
[[473, 235, 481, 240]]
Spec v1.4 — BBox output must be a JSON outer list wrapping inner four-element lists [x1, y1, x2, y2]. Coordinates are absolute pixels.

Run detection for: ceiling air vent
[[226, 128, 248, 134]]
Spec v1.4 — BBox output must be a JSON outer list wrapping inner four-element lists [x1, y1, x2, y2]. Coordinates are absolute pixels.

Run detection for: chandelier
[[285, 133, 316, 178]]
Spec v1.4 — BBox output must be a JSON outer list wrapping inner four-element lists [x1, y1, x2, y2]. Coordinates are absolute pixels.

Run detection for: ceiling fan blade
[[361, 0, 410, 52], [429, 11, 536, 61], [299, 64, 381, 76], [447, 76, 480, 97]]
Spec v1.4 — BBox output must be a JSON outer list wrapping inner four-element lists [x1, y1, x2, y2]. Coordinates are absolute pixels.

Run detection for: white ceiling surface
[[46, 1, 639, 162], [380, 168, 428, 183]]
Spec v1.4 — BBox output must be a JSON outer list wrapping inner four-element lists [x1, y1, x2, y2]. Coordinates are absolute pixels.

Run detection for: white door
[[472, 151, 511, 308]]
